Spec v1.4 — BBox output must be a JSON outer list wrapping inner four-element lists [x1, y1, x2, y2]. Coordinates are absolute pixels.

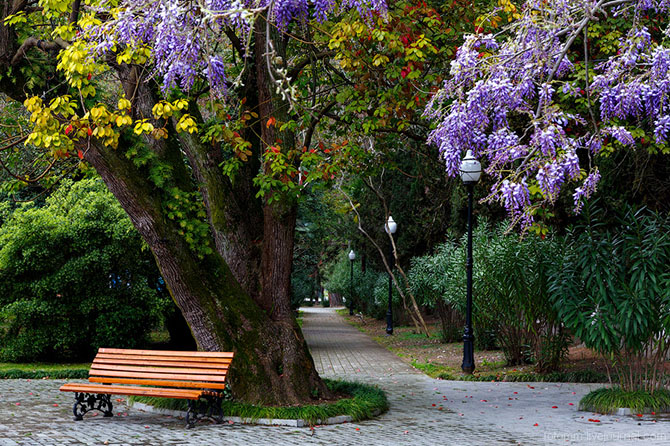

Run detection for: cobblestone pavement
[[1, 306, 669, 445]]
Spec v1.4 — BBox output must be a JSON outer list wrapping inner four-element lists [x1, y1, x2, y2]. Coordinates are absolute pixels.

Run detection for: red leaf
[[87, 128, 92, 136], [77, 150, 83, 160], [552, 406, 558, 409], [588, 419, 600, 423], [533, 423, 538, 426]]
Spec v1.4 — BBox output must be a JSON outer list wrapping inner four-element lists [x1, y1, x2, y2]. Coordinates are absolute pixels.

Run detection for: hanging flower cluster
[[425, 0, 670, 229], [86, 0, 386, 95]]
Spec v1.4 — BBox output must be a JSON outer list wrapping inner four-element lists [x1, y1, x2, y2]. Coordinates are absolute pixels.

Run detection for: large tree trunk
[[0, 4, 331, 405]]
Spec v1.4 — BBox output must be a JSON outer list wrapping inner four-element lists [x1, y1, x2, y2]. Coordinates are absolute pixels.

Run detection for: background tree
[[0, 179, 164, 362], [0, 0, 385, 405]]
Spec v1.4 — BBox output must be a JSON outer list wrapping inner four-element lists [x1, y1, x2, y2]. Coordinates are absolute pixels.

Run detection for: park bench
[[59, 348, 234, 427]]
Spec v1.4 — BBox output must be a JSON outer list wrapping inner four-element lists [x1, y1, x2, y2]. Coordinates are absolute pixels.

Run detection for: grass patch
[[397, 332, 430, 341], [411, 360, 455, 378], [437, 369, 610, 383], [296, 310, 304, 328], [130, 379, 388, 425], [0, 363, 89, 379], [580, 387, 670, 414]]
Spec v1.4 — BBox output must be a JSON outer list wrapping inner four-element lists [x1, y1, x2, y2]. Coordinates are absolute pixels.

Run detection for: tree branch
[[10, 36, 68, 65], [303, 99, 335, 151], [287, 50, 334, 80], [69, 0, 81, 24]]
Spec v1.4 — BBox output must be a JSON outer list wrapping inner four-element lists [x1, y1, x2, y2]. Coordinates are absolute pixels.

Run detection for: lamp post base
[[385, 310, 393, 336], [462, 333, 475, 374]]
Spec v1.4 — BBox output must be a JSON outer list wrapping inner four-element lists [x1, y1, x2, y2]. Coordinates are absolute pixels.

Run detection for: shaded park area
[[1, 308, 669, 445], [1, 0, 670, 444]]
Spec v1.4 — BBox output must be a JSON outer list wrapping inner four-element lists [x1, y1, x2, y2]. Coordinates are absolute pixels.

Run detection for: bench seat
[[59, 348, 234, 427], [60, 383, 204, 399]]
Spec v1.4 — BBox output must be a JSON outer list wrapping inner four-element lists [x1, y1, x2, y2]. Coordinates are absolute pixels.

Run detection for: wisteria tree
[[426, 0, 670, 230], [0, 0, 385, 405]]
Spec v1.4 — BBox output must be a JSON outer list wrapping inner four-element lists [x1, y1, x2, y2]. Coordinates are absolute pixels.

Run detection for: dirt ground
[[339, 311, 611, 378]]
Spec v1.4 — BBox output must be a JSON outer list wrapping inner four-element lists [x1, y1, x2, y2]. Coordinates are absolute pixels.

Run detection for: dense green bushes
[[0, 179, 165, 361], [408, 224, 568, 370], [332, 205, 670, 386], [549, 206, 670, 392], [328, 223, 568, 371], [325, 252, 389, 318]]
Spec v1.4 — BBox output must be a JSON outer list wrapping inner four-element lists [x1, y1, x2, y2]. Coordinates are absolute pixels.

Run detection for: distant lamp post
[[460, 150, 481, 374], [385, 215, 397, 335], [348, 249, 356, 315]]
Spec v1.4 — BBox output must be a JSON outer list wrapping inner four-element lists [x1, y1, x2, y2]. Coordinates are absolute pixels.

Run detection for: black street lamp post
[[385, 216, 397, 336], [460, 150, 481, 374], [348, 249, 356, 315]]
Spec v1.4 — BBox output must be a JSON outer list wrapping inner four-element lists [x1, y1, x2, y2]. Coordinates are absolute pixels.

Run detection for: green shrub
[[549, 205, 670, 392], [325, 253, 388, 319], [580, 387, 670, 414], [0, 369, 89, 379], [407, 223, 567, 368], [0, 179, 164, 362], [448, 370, 610, 383], [408, 243, 463, 343]]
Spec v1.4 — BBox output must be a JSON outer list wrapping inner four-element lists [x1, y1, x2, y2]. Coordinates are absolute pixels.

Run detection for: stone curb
[[131, 402, 363, 427]]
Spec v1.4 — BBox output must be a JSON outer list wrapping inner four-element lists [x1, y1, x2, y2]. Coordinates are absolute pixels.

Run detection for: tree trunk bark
[[84, 137, 328, 404], [0, 4, 331, 405]]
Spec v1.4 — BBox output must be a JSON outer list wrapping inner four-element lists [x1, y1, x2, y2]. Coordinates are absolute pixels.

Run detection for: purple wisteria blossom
[[573, 169, 601, 213], [606, 126, 635, 146], [426, 0, 670, 229], [655, 115, 670, 143], [85, 0, 386, 95]]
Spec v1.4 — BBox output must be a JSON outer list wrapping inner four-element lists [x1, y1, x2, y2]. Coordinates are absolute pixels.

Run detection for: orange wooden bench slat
[[59, 383, 202, 399], [88, 376, 228, 390], [89, 369, 229, 382], [90, 364, 229, 376], [95, 353, 233, 364], [98, 348, 234, 358], [93, 357, 232, 368], [59, 348, 234, 425]]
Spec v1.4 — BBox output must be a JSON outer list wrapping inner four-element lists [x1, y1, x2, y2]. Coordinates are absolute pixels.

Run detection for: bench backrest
[[89, 348, 234, 391]]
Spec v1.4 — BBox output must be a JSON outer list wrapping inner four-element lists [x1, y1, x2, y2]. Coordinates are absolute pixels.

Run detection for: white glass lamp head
[[385, 215, 397, 234], [460, 150, 482, 185], [348, 249, 356, 261]]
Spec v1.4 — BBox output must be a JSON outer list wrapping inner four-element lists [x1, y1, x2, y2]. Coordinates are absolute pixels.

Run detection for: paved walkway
[[0, 307, 669, 445]]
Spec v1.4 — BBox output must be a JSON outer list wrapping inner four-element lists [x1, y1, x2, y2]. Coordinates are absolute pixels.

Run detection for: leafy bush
[[474, 224, 567, 370], [0, 179, 164, 361], [580, 387, 670, 414], [408, 243, 463, 342], [549, 205, 670, 392], [325, 253, 388, 319], [407, 223, 568, 370]]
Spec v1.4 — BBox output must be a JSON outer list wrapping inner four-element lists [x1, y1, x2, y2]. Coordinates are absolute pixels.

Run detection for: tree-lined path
[[0, 307, 668, 445]]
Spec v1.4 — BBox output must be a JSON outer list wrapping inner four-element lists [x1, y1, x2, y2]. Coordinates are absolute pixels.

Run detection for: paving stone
[[0, 306, 668, 445]]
